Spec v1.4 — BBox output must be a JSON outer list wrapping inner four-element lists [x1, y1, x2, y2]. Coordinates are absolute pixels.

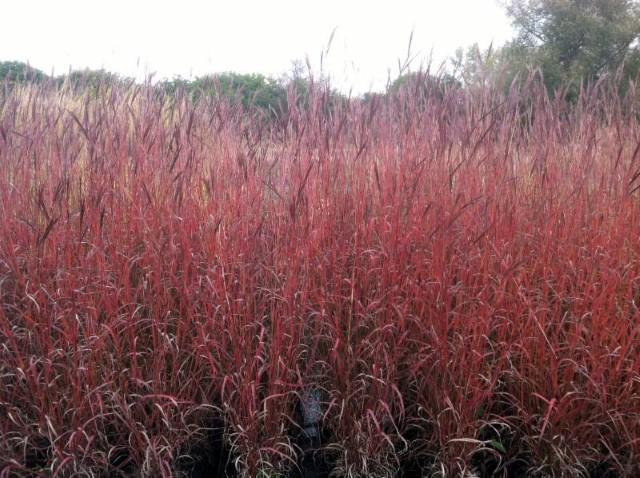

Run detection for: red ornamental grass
[[0, 74, 639, 477]]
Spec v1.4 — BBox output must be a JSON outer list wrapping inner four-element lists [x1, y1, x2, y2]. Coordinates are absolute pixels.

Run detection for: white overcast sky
[[1, 0, 513, 93]]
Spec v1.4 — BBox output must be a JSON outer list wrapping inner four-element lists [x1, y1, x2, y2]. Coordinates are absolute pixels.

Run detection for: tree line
[[2, 0, 639, 107]]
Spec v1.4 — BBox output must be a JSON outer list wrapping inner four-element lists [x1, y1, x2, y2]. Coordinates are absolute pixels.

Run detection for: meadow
[[1, 74, 640, 477]]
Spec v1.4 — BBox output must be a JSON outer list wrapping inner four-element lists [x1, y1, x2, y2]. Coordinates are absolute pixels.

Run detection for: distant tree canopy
[[0, 61, 47, 84], [160, 72, 288, 115], [0, 61, 348, 120], [388, 71, 461, 97], [57, 68, 133, 90], [0, 62, 134, 92], [7, 0, 640, 110], [457, 0, 640, 94], [159, 71, 347, 118], [509, 0, 640, 88]]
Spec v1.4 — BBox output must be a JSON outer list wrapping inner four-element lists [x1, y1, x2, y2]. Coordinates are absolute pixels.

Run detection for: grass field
[[1, 75, 640, 477]]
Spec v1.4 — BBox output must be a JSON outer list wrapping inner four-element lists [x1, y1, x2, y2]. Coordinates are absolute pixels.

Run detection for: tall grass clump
[[1, 72, 640, 477]]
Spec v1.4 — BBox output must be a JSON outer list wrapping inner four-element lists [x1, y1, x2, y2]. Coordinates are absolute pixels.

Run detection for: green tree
[[158, 77, 192, 96], [388, 71, 461, 97], [162, 66, 347, 120], [0, 61, 47, 84], [502, 0, 640, 91], [452, 44, 507, 86], [162, 72, 288, 116], [56, 68, 133, 91]]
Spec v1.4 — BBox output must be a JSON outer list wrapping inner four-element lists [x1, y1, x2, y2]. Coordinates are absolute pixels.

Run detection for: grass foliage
[[1, 73, 640, 477]]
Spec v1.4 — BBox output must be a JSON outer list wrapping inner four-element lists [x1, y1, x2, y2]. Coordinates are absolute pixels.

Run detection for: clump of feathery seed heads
[[0, 72, 639, 477]]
